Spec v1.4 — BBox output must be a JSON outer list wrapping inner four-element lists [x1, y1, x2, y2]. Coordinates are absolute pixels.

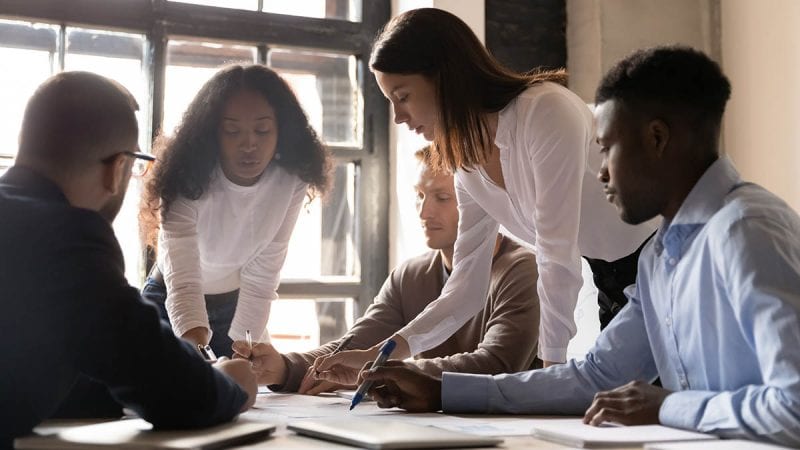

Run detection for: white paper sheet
[[646, 439, 788, 450], [530, 418, 717, 447]]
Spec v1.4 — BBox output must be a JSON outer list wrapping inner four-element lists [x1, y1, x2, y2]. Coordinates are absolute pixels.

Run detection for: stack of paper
[[529, 418, 716, 448]]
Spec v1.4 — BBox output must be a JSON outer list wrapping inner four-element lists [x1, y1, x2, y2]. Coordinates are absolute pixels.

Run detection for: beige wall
[[568, 0, 800, 211], [721, 0, 800, 211], [567, 0, 720, 102]]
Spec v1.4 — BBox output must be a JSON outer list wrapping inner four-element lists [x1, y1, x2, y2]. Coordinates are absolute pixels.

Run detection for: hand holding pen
[[298, 335, 354, 394], [197, 344, 218, 362], [316, 334, 353, 375], [231, 337, 287, 386], [359, 360, 443, 413], [349, 339, 396, 410]]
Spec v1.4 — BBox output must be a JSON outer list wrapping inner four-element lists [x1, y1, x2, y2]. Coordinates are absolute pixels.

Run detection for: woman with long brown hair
[[315, 8, 655, 378], [140, 64, 329, 357]]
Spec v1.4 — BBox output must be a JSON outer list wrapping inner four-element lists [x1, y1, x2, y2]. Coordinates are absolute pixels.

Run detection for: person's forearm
[[182, 326, 210, 347], [408, 343, 536, 376], [442, 361, 596, 415], [659, 388, 800, 446]]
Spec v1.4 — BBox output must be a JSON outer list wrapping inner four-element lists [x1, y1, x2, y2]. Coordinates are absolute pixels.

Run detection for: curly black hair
[[595, 45, 731, 127], [140, 64, 331, 247]]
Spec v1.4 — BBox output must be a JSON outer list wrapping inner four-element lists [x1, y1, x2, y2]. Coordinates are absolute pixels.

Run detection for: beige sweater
[[275, 236, 541, 392]]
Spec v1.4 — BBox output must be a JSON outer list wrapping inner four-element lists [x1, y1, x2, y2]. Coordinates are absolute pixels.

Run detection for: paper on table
[[529, 418, 717, 448], [333, 390, 357, 400], [244, 392, 403, 420], [245, 393, 555, 438], [646, 439, 788, 450], [402, 414, 537, 437]]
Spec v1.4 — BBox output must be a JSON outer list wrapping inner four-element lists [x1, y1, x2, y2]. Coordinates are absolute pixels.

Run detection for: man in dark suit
[[0, 71, 257, 448]]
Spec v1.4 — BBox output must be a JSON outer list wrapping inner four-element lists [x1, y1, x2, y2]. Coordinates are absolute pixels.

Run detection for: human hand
[[583, 380, 672, 426], [313, 348, 378, 386], [360, 360, 442, 412], [298, 366, 352, 395], [214, 358, 257, 412], [181, 326, 210, 348], [232, 340, 287, 386]]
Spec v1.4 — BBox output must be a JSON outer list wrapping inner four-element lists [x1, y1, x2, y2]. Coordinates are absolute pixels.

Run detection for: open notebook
[[15, 418, 276, 449], [530, 418, 717, 448], [288, 418, 503, 449]]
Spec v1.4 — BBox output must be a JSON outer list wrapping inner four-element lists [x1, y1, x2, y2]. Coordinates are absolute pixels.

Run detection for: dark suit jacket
[[0, 167, 246, 448]]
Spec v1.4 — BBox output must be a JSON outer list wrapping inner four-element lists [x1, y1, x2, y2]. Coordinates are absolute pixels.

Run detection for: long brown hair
[[369, 8, 566, 172], [140, 64, 331, 247]]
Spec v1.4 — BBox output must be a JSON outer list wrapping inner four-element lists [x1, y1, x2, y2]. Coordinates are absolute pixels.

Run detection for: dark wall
[[485, 0, 566, 73]]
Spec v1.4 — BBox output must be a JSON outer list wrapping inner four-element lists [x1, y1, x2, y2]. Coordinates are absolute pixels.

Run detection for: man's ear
[[647, 119, 670, 158], [101, 153, 128, 195]]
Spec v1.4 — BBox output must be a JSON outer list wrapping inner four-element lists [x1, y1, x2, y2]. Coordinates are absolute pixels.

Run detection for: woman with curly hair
[[140, 64, 330, 357]]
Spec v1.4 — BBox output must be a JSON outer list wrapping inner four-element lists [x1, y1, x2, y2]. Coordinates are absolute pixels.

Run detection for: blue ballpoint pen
[[349, 339, 396, 410]]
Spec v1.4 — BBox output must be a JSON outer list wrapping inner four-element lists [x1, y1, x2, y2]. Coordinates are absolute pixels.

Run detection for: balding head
[[14, 72, 141, 221], [17, 71, 139, 174]]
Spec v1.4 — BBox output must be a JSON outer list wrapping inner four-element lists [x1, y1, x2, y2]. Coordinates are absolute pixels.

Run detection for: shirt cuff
[[398, 317, 458, 356], [659, 390, 714, 431], [441, 372, 491, 413], [538, 346, 568, 363], [266, 354, 306, 393], [172, 319, 211, 342]]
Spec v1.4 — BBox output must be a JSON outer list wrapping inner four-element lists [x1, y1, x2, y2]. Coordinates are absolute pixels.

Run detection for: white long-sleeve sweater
[[157, 163, 307, 342]]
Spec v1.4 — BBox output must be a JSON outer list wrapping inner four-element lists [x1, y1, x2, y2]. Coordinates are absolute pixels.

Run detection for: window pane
[[0, 20, 58, 159], [283, 162, 359, 278], [269, 48, 361, 146], [0, 157, 12, 177], [268, 298, 355, 352], [65, 27, 147, 149], [163, 39, 257, 136], [169, 0, 258, 11], [263, 0, 362, 22], [315, 298, 355, 345], [65, 27, 148, 287]]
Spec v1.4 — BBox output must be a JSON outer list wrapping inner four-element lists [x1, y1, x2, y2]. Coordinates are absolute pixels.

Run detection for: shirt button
[[665, 317, 672, 327], [668, 258, 677, 265]]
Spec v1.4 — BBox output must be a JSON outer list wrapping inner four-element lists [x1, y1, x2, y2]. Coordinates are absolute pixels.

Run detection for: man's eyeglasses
[[103, 151, 156, 178]]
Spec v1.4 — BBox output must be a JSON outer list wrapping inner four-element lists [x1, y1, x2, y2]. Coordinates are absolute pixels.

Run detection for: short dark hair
[[18, 71, 139, 168], [595, 46, 731, 127]]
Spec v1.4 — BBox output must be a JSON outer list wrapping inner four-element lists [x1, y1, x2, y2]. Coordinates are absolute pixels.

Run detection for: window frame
[[1, 0, 390, 317]]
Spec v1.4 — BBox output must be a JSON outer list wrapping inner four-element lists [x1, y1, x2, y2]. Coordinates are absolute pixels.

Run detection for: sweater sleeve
[[159, 197, 210, 338], [409, 246, 540, 375], [277, 261, 412, 391]]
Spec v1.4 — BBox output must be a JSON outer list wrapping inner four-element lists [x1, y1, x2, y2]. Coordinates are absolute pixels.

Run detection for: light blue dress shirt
[[442, 157, 800, 446]]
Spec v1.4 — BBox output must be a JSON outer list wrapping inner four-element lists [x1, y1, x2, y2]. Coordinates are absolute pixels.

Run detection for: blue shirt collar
[[671, 156, 741, 227], [653, 157, 741, 258]]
